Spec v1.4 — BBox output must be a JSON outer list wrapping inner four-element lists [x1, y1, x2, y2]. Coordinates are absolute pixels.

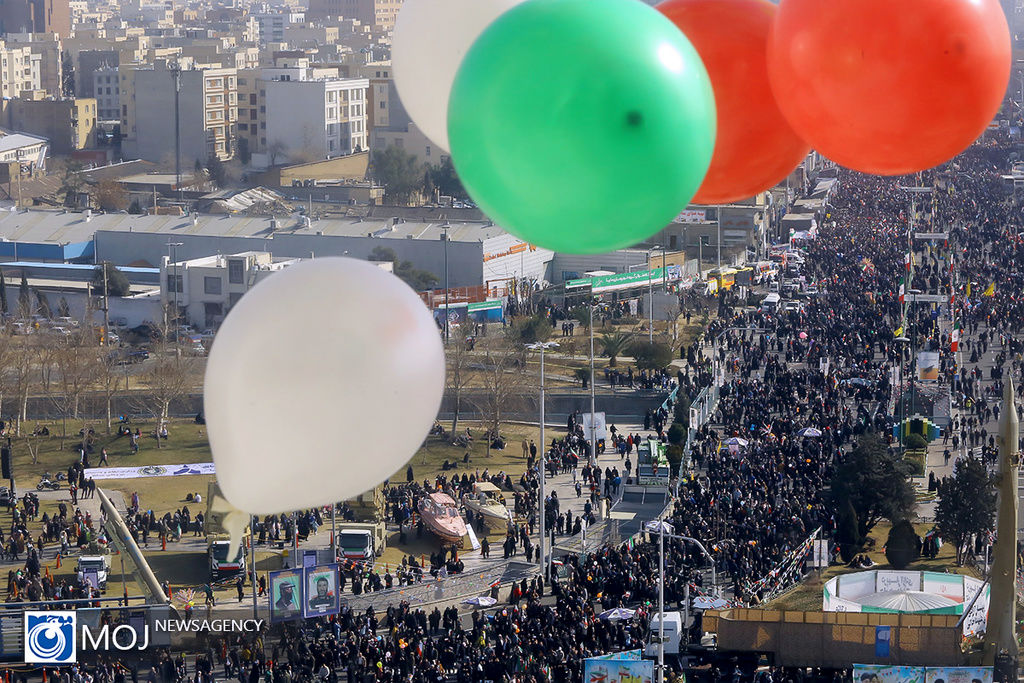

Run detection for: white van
[[645, 611, 683, 658], [760, 293, 781, 313]]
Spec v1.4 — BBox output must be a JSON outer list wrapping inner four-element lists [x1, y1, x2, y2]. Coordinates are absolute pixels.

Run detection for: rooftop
[[0, 132, 48, 152], [0, 208, 506, 244]]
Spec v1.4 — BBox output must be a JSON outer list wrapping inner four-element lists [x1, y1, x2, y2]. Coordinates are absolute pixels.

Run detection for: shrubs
[[904, 433, 929, 450], [884, 519, 921, 569]]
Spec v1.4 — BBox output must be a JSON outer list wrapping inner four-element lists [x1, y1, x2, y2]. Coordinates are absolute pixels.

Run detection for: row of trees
[[0, 332, 200, 451], [370, 146, 469, 205], [444, 314, 679, 442], [830, 433, 996, 568]]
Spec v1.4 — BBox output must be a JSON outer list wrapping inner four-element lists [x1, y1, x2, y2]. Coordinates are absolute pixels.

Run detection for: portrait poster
[[269, 569, 303, 622], [303, 564, 341, 619]]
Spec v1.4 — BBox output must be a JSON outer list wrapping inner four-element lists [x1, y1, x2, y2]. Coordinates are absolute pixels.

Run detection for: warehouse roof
[[0, 208, 505, 244]]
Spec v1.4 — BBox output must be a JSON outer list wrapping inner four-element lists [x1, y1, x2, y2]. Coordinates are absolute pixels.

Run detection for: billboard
[[581, 412, 607, 443], [583, 657, 654, 683], [303, 565, 341, 619], [268, 569, 304, 623], [917, 351, 940, 382], [853, 667, 992, 683]]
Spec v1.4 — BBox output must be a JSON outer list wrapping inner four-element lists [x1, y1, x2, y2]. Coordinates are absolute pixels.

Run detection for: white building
[[92, 65, 119, 121], [0, 41, 41, 98], [161, 251, 301, 329], [161, 250, 393, 328], [261, 71, 368, 164], [252, 12, 305, 43]]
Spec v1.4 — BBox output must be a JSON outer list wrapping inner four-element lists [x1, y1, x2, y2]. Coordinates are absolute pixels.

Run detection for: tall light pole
[[166, 242, 183, 331], [442, 223, 450, 343], [589, 298, 596, 464], [526, 341, 558, 581], [645, 518, 717, 683], [170, 62, 182, 193], [648, 251, 654, 344], [648, 246, 663, 344]]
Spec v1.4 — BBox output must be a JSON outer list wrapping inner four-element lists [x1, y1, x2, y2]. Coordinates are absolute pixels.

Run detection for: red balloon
[[658, 0, 809, 204], [767, 0, 1010, 176]]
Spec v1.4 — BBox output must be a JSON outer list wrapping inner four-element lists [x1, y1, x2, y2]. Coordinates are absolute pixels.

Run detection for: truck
[[208, 534, 247, 581], [337, 522, 387, 562], [76, 555, 111, 590], [645, 611, 683, 659]]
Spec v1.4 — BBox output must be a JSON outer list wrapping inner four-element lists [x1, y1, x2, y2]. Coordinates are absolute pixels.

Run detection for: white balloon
[[392, 0, 525, 152], [204, 257, 445, 515]]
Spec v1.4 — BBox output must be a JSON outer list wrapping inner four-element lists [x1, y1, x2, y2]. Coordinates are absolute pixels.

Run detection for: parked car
[[0, 487, 12, 507]]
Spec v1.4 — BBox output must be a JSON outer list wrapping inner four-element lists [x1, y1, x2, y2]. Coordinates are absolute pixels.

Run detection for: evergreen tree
[[935, 455, 996, 565], [34, 289, 51, 319], [0, 266, 8, 315], [18, 273, 30, 318], [830, 432, 915, 538]]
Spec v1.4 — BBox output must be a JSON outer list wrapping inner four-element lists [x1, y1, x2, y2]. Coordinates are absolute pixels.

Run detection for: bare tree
[[470, 339, 528, 443], [446, 327, 474, 437], [133, 342, 199, 448], [48, 340, 97, 449], [12, 341, 38, 436], [93, 348, 124, 434]]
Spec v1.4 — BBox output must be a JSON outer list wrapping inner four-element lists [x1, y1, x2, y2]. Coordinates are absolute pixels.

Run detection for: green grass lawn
[[762, 521, 975, 612]]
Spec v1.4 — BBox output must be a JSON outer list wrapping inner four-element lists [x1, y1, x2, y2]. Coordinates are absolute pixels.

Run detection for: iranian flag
[[905, 252, 912, 271], [898, 277, 905, 304], [951, 321, 962, 352]]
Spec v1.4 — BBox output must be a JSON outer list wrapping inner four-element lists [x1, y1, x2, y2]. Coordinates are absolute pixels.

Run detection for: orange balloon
[[658, 0, 809, 204], [767, 0, 1010, 176]]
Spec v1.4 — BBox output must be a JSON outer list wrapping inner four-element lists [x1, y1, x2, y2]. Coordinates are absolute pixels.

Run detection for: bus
[[708, 267, 738, 292]]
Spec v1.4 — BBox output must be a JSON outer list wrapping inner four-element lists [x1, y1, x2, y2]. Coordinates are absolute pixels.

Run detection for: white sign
[[83, 463, 216, 480], [581, 412, 607, 443], [905, 293, 948, 303], [913, 232, 949, 240], [673, 209, 706, 223], [812, 539, 829, 568]]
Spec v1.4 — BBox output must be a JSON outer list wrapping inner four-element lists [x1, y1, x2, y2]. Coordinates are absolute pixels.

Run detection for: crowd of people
[[6, 137, 1024, 681]]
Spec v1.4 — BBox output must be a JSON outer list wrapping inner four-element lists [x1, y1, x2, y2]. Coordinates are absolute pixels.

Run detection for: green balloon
[[447, 0, 716, 255]]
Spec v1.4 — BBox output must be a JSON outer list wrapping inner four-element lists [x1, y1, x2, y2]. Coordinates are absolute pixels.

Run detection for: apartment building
[[0, 42, 41, 98], [250, 70, 367, 166], [93, 65, 118, 120], [0, 0, 71, 37], [306, 0, 402, 29], [122, 60, 237, 165], [252, 12, 304, 44], [6, 33, 61, 96], [6, 93, 96, 153]]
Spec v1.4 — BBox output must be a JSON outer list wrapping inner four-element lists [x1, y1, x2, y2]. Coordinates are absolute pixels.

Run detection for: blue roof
[[0, 260, 159, 274]]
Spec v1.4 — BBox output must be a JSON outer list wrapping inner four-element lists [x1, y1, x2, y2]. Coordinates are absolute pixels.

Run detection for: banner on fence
[[84, 463, 216, 480], [853, 667, 992, 683]]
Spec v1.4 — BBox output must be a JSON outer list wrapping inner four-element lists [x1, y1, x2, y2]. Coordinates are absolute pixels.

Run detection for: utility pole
[[102, 264, 110, 347], [171, 62, 182, 193], [250, 515, 259, 620], [527, 341, 558, 581], [443, 224, 449, 343], [589, 298, 596, 465], [985, 378, 1019, 673]]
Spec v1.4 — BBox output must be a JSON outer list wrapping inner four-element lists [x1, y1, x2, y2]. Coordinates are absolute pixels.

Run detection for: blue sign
[[875, 625, 891, 658]]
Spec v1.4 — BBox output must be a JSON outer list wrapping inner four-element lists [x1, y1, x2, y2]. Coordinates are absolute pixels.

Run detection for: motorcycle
[[36, 478, 60, 491]]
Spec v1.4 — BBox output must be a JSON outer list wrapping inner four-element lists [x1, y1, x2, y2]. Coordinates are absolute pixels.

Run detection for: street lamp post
[[443, 224, 450, 343], [526, 341, 559, 581], [589, 299, 596, 464], [166, 241, 183, 331], [644, 518, 717, 682]]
